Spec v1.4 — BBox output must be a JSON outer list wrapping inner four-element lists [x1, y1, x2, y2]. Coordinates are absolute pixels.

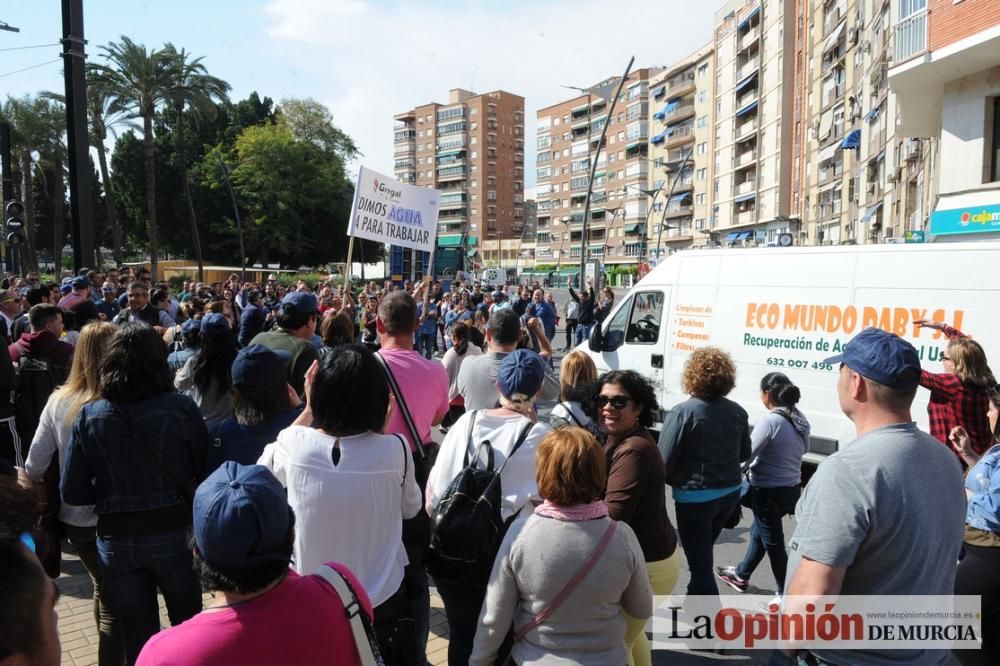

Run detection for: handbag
[[314, 564, 385, 666], [505, 520, 618, 664]]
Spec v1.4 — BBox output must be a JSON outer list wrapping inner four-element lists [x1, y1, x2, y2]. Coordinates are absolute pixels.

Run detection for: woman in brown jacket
[[596, 369, 679, 666]]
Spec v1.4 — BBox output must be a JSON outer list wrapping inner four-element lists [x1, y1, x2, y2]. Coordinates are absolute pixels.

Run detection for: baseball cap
[[200, 312, 229, 334], [281, 291, 318, 315], [822, 327, 921, 390], [497, 349, 547, 402], [59, 283, 73, 294], [193, 462, 293, 572], [232, 344, 292, 394], [181, 318, 201, 336], [488, 307, 521, 345], [71, 276, 90, 290]]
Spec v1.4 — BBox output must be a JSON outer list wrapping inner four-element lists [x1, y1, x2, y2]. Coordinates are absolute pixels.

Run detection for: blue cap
[[59, 282, 73, 294], [281, 291, 318, 315], [71, 276, 90, 290], [200, 312, 229, 334], [181, 318, 201, 335], [232, 344, 292, 394], [822, 327, 921, 390], [193, 462, 292, 572], [497, 349, 547, 401]]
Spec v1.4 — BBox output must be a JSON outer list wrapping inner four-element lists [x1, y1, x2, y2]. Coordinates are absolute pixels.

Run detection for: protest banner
[[345, 166, 440, 287]]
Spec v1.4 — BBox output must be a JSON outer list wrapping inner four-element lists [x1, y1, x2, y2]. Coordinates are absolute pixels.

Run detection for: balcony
[[736, 118, 758, 140], [738, 26, 760, 52], [394, 130, 416, 142], [662, 102, 696, 125], [737, 209, 757, 226], [894, 9, 927, 64], [737, 57, 760, 81], [665, 78, 696, 100], [735, 149, 757, 168], [664, 204, 694, 220], [735, 179, 756, 196], [663, 124, 695, 148]]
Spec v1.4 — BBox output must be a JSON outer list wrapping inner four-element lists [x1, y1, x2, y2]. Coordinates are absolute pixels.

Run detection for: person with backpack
[[174, 313, 236, 430], [9, 304, 74, 449], [549, 351, 601, 441], [258, 345, 422, 665], [424, 349, 552, 666], [470, 427, 652, 665]]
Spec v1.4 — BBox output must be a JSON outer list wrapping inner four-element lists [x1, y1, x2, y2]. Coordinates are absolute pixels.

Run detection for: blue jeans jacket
[[966, 442, 1000, 534], [62, 393, 211, 514]]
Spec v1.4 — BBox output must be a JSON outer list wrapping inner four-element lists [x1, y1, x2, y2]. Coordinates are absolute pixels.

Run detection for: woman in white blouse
[[258, 344, 421, 663]]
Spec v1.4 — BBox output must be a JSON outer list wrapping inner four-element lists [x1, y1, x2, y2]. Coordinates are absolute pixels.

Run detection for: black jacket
[[658, 396, 752, 491], [568, 287, 596, 325]]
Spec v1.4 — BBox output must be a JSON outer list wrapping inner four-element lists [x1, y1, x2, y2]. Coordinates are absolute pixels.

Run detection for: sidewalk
[[55, 545, 452, 665]]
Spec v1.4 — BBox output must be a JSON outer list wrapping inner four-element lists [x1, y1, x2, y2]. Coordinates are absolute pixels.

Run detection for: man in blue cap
[[780, 328, 966, 666], [248, 291, 320, 397], [206, 344, 304, 472], [135, 462, 373, 666]]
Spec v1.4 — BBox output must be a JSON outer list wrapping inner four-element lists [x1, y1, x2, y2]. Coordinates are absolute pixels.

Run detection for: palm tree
[[85, 65, 133, 268], [90, 37, 174, 280], [162, 43, 231, 282], [34, 98, 68, 270]]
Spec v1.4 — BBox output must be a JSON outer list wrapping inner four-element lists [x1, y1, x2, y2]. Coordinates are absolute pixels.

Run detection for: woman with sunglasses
[[658, 347, 751, 596], [595, 370, 678, 666], [914, 319, 996, 463]]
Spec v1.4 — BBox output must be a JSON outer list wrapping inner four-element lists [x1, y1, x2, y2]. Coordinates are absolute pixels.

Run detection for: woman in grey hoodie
[[716, 372, 810, 597]]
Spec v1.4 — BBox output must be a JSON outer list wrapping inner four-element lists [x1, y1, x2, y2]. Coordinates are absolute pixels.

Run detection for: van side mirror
[[588, 323, 604, 352]]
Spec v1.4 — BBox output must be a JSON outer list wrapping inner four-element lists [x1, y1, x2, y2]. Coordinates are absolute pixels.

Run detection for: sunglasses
[[595, 394, 632, 410]]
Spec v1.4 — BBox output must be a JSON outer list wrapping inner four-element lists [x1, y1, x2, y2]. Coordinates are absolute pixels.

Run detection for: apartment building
[[711, 0, 798, 246], [534, 68, 662, 284], [392, 88, 525, 279], [889, 0, 1000, 241], [646, 45, 715, 258]]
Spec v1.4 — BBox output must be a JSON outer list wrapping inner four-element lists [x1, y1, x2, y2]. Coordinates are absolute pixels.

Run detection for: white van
[[579, 242, 1000, 467]]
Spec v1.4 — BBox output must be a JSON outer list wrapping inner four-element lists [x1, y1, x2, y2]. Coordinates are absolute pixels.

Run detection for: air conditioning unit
[[905, 139, 922, 161]]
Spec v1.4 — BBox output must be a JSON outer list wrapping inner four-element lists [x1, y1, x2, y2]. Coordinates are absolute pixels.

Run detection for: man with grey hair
[[456, 307, 559, 412]]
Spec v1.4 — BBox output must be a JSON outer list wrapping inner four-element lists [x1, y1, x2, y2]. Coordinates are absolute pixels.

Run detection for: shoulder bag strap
[[462, 410, 479, 468], [559, 402, 583, 427], [392, 434, 408, 487], [373, 352, 426, 459], [314, 565, 383, 666], [774, 408, 807, 447], [514, 521, 618, 642], [496, 419, 536, 475]]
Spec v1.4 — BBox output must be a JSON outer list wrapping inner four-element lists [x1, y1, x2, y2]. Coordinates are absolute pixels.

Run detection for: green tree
[[163, 43, 231, 282], [34, 98, 68, 266], [91, 36, 175, 280], [2, 95, 52, 271]]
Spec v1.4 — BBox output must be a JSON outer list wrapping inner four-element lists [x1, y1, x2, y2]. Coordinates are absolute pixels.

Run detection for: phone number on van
[[766, 358, 834, 371]]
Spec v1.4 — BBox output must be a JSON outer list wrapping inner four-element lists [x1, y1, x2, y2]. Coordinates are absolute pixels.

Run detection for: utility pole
[[62, 0, 95, 272]]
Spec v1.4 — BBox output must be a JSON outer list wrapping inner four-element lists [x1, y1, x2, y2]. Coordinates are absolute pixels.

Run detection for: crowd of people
[[0, 263, 997, 666]]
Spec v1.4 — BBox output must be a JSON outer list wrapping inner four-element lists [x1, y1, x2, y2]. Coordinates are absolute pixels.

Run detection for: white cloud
[[263, 0, 715, 185]]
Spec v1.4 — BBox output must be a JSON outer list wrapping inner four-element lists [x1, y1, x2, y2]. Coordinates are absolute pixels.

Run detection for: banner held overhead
[[348, 166, 440, 254]]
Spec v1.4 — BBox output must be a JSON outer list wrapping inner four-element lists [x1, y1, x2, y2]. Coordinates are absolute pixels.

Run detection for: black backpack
[[15, 354, 68, 446], [426, 411, 535, 588]]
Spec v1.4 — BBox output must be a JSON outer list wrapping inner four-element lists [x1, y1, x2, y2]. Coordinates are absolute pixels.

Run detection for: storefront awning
[[724, 231, 740, 241], [930, 195, 1000, 236]]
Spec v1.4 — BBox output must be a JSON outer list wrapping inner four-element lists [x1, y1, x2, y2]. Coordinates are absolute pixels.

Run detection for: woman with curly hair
[[657, 347, 751, 596]]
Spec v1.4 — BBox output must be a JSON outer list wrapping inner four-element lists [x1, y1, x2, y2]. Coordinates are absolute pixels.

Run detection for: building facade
[[533, 68, 662, 284], [646, 45, 715, 258], [889, 0, 1000, 241], [392, 88, 525, 279]]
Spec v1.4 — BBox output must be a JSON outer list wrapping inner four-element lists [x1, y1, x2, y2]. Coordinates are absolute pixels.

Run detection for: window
[[625, 292, 664, 344], [696, 193, 707, 204], [697, 115, 709, 128], [697, 90, 708, 103], [537, 166, 551, 180], [698, 63, 709, 77], [697, 142, 708, 155], [697, 168, 707, 180]]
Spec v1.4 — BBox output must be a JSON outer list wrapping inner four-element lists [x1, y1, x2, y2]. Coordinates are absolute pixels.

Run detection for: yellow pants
[[624, 549, 681, 666]]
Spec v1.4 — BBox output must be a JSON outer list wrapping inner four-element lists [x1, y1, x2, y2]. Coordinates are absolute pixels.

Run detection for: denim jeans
[[674, 491, 741, 596], [417, 332, 435, 359], [97, 529, 202, 665], [736, 485, 800, 594], [66, 524, 125, 666], [575, 323, 592, 346], [432, 577, 487, 666]]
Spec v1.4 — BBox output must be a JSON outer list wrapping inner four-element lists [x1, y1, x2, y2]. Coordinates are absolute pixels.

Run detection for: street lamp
[[626, 184, 663, 275], [562, 55, 635, 292], [654, 146, 695, 259]]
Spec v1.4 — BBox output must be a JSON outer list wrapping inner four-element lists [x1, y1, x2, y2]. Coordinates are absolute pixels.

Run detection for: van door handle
[[651, 354, 663, 369]]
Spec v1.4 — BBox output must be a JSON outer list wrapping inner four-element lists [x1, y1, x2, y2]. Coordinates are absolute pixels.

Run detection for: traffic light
[[5, 200, 25, 247]]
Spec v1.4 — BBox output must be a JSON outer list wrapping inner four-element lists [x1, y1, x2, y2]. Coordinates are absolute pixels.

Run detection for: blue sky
[[0, 1, 715, 187]]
